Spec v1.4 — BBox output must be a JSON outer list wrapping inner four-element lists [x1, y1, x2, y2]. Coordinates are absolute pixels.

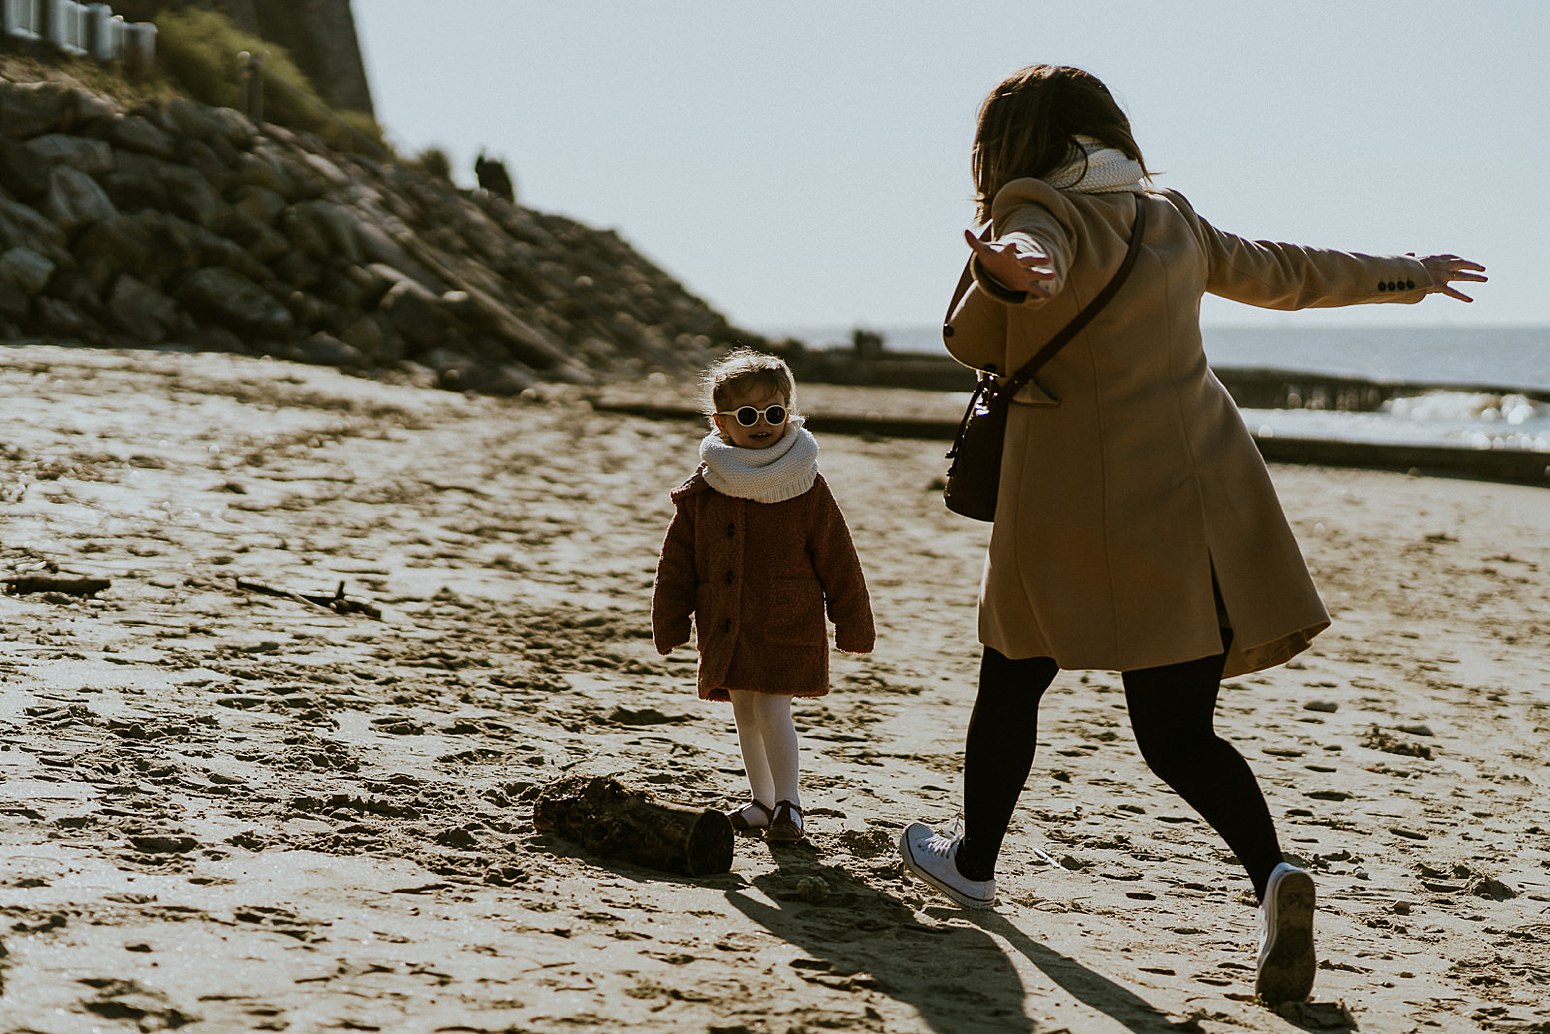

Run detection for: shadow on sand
[[968, 911, 1358, 1033], [724, 841, 1192, 1033]]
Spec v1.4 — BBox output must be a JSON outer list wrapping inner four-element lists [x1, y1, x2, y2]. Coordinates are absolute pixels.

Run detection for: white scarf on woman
[[699, 416, 819, 503], [1045, 134, 1145, 194]]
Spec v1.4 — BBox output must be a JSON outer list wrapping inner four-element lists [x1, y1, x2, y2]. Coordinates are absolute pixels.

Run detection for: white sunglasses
[[716, 404, 788, 427]]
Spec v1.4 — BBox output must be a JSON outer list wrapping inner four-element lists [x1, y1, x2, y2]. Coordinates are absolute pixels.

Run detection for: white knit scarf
[[699, 416, 819, 503], [1045, 135, 1145, 194]]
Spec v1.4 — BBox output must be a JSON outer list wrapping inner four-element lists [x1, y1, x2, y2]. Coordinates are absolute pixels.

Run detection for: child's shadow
[[725, 844, 1183, 1034]]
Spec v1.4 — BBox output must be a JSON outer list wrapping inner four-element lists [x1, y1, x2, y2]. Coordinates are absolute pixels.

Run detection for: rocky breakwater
[[0, 78, 755, 391]]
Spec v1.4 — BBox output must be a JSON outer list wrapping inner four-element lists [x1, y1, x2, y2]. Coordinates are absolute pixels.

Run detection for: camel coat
[[947, 180, 1432, 677], [652, 471, 874, 701]]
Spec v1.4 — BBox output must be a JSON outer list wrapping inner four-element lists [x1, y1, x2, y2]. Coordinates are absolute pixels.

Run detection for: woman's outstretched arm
[[964, 228, 1058, 299]]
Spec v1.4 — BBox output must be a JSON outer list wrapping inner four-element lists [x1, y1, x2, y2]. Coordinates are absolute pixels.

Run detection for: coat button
[[726, 523, 736, 537], [943, 323, 955, 338], [1377, 282, 1387, 292], [1405, 279, 1415, 289]]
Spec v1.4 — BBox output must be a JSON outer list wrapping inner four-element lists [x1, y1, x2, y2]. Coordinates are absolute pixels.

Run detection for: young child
[[652, 349, 874, 843]]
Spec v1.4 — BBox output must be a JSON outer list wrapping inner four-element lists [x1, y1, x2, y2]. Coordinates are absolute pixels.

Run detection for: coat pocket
[[1011, 378, 1060, 406], [765, 577, 825, 645]]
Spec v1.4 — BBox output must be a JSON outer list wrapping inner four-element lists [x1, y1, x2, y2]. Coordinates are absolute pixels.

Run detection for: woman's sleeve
[[973, 178, 1079, 307], [651, 499, 697, 655], [808, 481, 874, 654], [1167, 189, 1431, 310], [943, 179, 1075, 372]]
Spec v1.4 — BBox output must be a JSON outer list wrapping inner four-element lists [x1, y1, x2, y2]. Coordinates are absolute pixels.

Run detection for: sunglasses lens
[[735, 406, 760, 426], [765, 405, 787, 425]]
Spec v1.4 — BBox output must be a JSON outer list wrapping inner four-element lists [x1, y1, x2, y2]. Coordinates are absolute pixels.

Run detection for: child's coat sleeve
[[809, 480, 875, 654], [651, 496, 697, 655]]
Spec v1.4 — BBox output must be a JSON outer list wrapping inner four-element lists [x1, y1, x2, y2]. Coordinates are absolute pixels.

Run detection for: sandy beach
[[2, 342, 1547, 1033]]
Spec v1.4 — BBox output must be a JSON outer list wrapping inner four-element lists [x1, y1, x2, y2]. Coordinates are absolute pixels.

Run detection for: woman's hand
[[966, 229, 1057, 299], [1415, 254, 1487, 302]]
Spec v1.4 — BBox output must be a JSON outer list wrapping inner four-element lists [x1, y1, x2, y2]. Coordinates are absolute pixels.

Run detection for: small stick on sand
[[235, 578, 382, 619]]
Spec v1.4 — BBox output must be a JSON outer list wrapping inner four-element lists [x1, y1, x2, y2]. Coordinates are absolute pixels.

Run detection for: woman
[[897, 64, 1485, 1006]]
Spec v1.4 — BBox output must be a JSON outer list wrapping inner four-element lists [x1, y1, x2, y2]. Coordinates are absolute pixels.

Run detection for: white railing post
[[122, 18, 154, 70], [7, 1, 154, 66], [84, 2, 111, 59]]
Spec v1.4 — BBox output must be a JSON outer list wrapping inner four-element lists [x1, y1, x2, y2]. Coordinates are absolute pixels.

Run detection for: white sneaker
[[1256, 861, 1316, 1004], [899, 819, 996, 909]]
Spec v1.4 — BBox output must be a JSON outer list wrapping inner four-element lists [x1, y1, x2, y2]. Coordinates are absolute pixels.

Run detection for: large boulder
[[0, 247, 56, 296], [172, 267, 295, 339], [0, 82, 77, 138], [32, 296, 104, 343], [46, 167, 118, 235], [19, 134, 115, 176], [377, 277, 457, 351], [108, 115, 177, 159], [0, 196, 69, 263], [106, 151, 222, 228], [156, 98, 257, 152], [0, 137, 50, 199], [106, 274, 181, 342]]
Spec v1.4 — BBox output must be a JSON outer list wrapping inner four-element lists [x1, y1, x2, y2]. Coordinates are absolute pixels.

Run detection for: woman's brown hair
[[971, 65, 1151, 222]]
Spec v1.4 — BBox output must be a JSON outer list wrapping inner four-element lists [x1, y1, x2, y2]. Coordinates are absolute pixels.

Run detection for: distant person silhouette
[[474, 150, 514, 202]]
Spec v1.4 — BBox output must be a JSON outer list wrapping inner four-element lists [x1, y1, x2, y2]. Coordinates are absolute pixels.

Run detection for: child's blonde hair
[[701, 348, 798, 419]]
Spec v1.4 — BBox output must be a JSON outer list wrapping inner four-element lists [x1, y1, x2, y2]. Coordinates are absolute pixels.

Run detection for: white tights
[[729, 689, 800, 810]]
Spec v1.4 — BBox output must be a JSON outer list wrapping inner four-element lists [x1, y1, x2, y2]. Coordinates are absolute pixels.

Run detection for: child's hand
[[835, 629, 875, 655]]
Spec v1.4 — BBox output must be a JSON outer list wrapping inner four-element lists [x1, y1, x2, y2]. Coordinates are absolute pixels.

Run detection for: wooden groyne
[[597, 356, 1550, 488]]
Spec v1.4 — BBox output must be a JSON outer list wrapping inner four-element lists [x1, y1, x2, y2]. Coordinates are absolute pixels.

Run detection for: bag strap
[[943, 192, 1148, 395]]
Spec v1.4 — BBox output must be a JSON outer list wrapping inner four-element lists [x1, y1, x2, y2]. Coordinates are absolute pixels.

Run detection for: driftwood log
[[533, 775, 733, 877], [4, 575, 111, 597]]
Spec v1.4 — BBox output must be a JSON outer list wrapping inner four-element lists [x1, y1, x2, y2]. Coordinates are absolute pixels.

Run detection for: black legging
[[955, 634, 1284, 901]]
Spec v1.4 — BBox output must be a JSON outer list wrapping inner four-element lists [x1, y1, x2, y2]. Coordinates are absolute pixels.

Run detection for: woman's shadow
[[725, 840, 1189, 1034]]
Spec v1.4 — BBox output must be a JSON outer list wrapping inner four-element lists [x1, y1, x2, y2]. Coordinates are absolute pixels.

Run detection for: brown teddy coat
[[652, 470, 874, 701]]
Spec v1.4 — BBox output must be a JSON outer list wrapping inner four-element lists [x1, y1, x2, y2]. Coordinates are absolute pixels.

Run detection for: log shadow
[[527, 832, 749, 891]]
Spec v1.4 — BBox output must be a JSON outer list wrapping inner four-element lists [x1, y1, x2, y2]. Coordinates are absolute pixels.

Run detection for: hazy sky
[[354, 2, 1546, 334]]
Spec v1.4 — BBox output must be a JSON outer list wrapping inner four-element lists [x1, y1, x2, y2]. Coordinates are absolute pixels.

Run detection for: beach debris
[[608, 705, 693, 727], [533, 775, 732, 877], [235, 578, 381, 619], [3, 574, 111, 597], [1465, 873, 1517, 901], [1361, 725, 1434, 759], [128, 834, 199, 855], [1303, 699, 1339, 713]]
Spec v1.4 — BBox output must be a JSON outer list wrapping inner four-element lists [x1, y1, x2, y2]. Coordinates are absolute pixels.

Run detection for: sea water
[[768, 324, 1550, 451]]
